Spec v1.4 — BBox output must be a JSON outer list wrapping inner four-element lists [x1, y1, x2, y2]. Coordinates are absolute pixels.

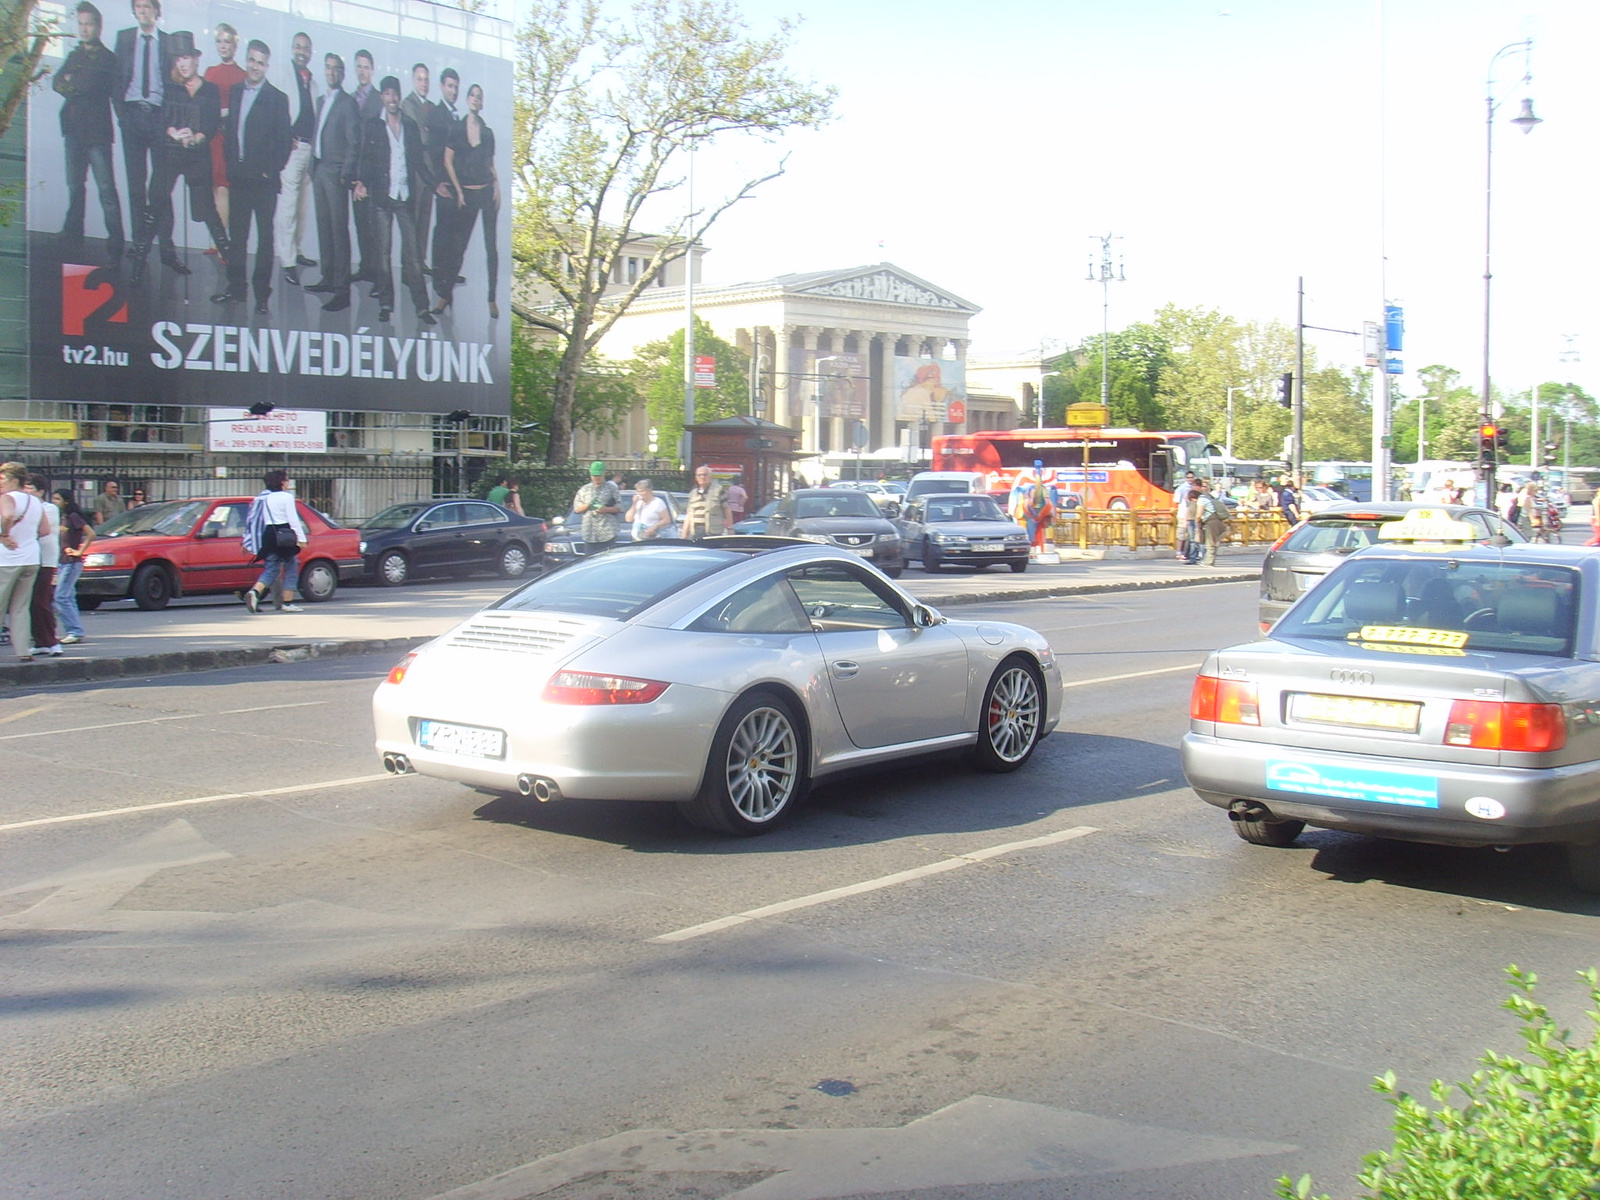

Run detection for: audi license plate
[[1289, 692, 1421, 733], [418, 719, 506, 759]]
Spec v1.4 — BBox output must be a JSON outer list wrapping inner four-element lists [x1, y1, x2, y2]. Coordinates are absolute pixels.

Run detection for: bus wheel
[[1109, 497, 1130, 511]]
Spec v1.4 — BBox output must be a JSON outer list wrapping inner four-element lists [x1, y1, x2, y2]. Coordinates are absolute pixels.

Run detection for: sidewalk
[[0, 547, 1264, 691]]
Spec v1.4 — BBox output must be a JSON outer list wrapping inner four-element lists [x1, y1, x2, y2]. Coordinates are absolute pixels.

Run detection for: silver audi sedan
[[374, 539, 1061, 834], [1185, 532, 1600, 892]]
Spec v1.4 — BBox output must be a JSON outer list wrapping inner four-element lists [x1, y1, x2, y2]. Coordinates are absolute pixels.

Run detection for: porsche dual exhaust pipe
[[382, 753, 414, 775], [516, 774, 562, 802]]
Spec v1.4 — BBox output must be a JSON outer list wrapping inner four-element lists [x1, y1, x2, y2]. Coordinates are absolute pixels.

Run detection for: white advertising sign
[[207, 409, 328, 454]]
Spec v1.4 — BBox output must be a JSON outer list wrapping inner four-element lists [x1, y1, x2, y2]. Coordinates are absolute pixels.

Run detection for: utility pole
[[1294, 278, 1305, 486], [1086, 234, 1125, 409]]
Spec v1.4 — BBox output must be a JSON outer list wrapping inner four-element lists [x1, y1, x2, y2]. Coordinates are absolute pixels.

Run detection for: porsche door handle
[[831, 660, 859, 679]]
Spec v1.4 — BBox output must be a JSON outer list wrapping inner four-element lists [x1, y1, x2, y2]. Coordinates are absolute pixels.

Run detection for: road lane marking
[[0, 701, 327, 742], [1061, 663, 1197, 689], [0, 704, 50, 725], [0, 773, 396, 833], [652, 826, 1098, 943]]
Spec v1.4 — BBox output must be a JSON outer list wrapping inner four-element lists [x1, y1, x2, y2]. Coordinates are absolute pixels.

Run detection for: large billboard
[[894, 355, 965, 423], [28, 0, 511, 415], [786, 347, 868, 420]]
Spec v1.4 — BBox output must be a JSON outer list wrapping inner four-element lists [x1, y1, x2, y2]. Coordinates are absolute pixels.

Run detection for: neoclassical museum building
[[576, 261, 1029, 469]]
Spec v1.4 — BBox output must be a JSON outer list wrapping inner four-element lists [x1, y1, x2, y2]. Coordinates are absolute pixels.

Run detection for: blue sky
[[668, 0, 1596, 400]]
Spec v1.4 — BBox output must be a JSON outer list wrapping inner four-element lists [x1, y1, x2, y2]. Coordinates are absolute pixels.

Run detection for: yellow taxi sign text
[[1376, 508, 1478, 544]]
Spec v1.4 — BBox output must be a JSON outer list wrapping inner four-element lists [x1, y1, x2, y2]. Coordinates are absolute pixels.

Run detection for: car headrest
[[1498, 587, 1560, 637], [1344, 580, 1404, 625]]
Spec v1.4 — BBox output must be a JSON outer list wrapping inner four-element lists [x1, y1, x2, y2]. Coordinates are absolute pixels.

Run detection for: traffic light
[[1479, 422, 1501, 465], [1276, 373, 1293, 409]]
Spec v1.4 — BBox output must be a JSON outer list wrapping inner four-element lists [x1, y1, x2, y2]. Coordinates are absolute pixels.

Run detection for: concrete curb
[[922, 570, 1258, 608], [0, 570, 1257, 692], [0, 635, 434, 692]]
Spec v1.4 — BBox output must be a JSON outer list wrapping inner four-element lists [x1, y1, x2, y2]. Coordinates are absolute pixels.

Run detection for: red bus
[[932, 427, 1212, 510]]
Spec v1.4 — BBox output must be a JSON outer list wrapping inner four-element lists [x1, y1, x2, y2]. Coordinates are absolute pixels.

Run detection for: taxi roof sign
[[1376, 508, 1478, 544]]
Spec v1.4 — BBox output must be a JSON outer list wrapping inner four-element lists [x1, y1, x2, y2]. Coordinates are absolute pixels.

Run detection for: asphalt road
[[4, 583, 1599, 1200]]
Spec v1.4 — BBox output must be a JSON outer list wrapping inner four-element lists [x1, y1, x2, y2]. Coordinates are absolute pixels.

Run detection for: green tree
[[1389, 365, 1483, 462], [509, 316, 639, 460], [1301, 365, 1374, 461], [629, 315, 748, 453], [1, 0, 58, 225], [510, 0, 834, 465]]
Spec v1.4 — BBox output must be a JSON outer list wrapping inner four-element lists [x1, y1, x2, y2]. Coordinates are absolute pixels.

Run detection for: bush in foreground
[[1278, 965, 1600, 1200]]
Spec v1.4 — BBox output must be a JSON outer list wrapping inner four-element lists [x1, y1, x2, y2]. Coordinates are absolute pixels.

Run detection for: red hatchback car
[[77, 497, 363, 610]]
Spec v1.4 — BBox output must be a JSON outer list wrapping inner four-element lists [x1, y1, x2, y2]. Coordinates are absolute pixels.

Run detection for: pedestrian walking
[[680, 465, 729, 539], [1172, 470, 1197, 562], [626, 479, 672, 540], [53, 488, 94, 644], [241, 468, 307, 611], [92, 478, 124, 524], [23, 475, 63, 656], [0, 462, 53, 662], [1195, 479, 1230, 567], [724, 474, 748, 526], [572, 461, 621, 553]]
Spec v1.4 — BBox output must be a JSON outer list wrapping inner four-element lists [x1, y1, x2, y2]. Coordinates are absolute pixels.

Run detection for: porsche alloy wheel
[[680, 691, 808, 835], [970, 657, 1044, 772]]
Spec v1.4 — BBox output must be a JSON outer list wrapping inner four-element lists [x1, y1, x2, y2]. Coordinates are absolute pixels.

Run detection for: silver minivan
[[903, 471, 989, 506]]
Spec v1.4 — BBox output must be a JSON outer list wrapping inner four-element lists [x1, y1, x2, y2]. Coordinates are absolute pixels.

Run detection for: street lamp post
[[1480, 37, 1542, 504], [1086, 234, 1125, 409]]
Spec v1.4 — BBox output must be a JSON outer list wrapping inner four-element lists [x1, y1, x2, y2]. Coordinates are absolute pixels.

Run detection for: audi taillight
[[1445, 700, 1566, 751], [1190, 675, 1260, 725], [542, 671, 669, 705]]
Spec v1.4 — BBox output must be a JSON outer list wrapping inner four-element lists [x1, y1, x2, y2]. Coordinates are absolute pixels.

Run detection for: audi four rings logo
[[1330, 669, 1376, 685]]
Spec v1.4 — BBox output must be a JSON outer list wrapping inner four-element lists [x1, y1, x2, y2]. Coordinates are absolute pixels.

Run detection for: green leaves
[[1277, 966, 1600, 1200]]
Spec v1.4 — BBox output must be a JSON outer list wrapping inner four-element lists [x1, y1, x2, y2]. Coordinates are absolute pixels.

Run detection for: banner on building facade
[[207, 407, 326, 452], [787, 348, 868, 420], [894, 356, 965, 423], [27, 0, 511, 415]]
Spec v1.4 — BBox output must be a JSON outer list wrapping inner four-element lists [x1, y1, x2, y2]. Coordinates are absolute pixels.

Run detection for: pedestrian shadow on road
[[470, 732, 1181, 854]]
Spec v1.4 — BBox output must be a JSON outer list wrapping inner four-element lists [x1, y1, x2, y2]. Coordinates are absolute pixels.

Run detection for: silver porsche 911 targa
[[373, 538, 1061, 834]]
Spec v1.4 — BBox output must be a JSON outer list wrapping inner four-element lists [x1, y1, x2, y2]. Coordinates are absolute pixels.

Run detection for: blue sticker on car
[[1265, 759, 1439, 808]]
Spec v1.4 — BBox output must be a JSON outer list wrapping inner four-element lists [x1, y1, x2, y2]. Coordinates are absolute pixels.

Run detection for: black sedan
[[764, 489, 904, 577], [360, 501, 547, 586], [897, 492, 1032, 572]]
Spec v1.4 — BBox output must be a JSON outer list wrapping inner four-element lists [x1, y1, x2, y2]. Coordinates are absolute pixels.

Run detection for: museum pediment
[[791, 267, 976, 312]]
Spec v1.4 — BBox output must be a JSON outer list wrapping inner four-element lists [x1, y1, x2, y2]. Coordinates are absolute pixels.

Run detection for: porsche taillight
[[1190, 674, 1260, 725], [542, 671, 669, 705], [1444, 700, 1566, 751], [384, 652, 417, 686]]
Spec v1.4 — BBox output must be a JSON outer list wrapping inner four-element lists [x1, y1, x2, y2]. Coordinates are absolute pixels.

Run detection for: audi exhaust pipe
[[383, 753, 414, 775], [516, 774, 562, 802]]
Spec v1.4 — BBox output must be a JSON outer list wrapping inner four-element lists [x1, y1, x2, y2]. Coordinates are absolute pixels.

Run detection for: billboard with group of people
[[27, 0, 511, 414]]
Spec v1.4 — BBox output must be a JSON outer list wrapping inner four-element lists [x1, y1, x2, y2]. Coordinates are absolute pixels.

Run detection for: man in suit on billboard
[[274, 30, 317, 286], [307, 52, 358, 311], [54, 1, 125, 262], [427, 66, 463, 288], [113, 0, 168, 255], [351, 76, 435, 327], [349, 48, 383, 290], [212, 39, 290, 315], [399, 63, 436, 272]]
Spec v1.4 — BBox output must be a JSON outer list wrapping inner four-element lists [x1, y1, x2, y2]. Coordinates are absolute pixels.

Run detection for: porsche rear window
[[1275, 558, 1578, 657], [494, 547, 740, 619]]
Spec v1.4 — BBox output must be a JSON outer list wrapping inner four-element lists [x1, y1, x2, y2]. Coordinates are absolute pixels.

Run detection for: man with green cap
[[572, 461, 622, 553]]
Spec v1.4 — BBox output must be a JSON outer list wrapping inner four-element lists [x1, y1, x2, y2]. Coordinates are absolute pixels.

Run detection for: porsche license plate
[[1290, 692, 1421, 733], [418, 719, 506, 759]]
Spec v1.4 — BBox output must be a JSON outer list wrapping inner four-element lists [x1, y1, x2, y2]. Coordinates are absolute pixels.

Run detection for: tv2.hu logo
[[60, 262, 130, 366]]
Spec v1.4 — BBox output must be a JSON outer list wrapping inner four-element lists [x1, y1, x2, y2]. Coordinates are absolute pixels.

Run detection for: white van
[[903, 471, 990, 506]]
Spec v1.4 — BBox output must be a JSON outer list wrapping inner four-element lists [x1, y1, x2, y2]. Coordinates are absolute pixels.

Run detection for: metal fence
[[1053, 509, 1289, 551]]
